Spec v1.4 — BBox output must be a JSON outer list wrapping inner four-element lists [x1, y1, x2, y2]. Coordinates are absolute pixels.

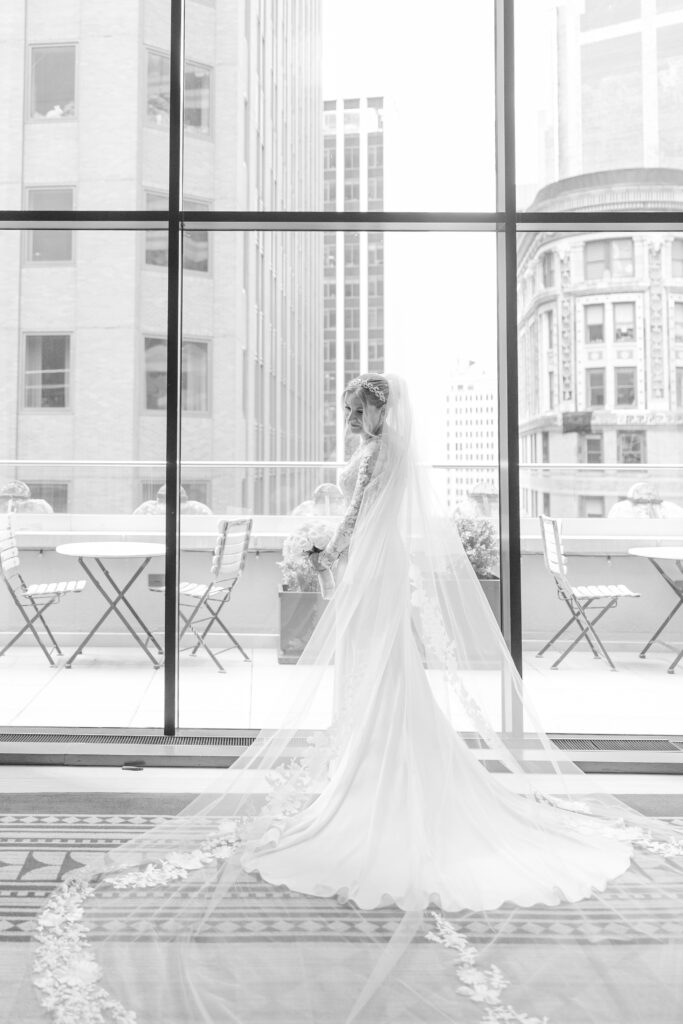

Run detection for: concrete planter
[[278, 590, 327, 664], [479, 577, 501, 626]]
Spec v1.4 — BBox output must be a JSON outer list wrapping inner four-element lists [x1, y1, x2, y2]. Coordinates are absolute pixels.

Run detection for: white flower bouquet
[[279, 519, 336, 598]]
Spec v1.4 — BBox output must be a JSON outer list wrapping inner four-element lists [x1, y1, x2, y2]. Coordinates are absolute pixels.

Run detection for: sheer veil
[[13, 374, 683, 1023]]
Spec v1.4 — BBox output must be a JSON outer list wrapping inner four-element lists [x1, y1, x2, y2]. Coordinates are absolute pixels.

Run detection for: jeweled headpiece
[[346, 376, 387, 404]]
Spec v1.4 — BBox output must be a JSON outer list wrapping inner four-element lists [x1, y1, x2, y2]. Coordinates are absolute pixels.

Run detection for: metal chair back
[[211, 518, 252, 590], [539, 514, 569, 593], [0, 515, 26, 598]]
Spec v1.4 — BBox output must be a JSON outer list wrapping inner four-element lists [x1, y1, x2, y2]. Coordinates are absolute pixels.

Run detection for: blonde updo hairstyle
[[341, 373, 389, 437]]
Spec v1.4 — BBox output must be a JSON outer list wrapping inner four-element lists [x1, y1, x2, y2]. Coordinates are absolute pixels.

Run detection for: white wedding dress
[[14, 375, 683, 1024], [243, 438, 631, 912]]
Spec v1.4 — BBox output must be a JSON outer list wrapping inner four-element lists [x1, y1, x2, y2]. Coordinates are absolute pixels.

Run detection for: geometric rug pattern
[[4, 812, 683, 946]]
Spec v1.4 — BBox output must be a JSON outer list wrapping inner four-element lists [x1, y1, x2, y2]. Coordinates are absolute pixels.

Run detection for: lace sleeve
[[318, 442, 379, 569]]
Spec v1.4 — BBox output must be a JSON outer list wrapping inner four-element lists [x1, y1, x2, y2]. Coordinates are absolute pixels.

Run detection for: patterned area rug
[[2, 794, 683, 946]]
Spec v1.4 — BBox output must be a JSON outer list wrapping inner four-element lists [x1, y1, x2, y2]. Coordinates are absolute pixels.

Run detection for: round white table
[[629, 547, 683, 674], [56, 542, 165, 668]]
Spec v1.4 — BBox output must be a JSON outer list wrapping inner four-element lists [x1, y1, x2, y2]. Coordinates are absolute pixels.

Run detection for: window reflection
[[144, 337, 209, 413], [24, 334, 70, 408], [29, 45, 76, 119]]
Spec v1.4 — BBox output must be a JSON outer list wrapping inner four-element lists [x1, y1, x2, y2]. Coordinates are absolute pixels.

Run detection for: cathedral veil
[[12, 374, 683, 1024]]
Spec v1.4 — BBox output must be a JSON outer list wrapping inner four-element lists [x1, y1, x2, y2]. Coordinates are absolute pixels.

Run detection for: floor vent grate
[[552, 738, 683, 752], [0, 733, 257, 747]]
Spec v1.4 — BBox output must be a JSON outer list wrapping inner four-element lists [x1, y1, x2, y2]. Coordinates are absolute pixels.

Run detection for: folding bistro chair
[[152, 518, 252, 672], [537, 514, 639, 671], [0, 514, 86, 666]]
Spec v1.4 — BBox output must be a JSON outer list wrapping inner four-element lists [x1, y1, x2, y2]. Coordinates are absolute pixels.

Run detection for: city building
[[0, 0, 323, 516], [518, 2, 683, 517], [322, 96, 384, 461], [443, 360, 498, 515], [554, 0, 683, 180], [518, 171, 683, 518]]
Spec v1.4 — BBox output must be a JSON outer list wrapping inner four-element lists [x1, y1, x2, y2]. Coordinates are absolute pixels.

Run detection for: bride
[[17, 373, 683, 1023]]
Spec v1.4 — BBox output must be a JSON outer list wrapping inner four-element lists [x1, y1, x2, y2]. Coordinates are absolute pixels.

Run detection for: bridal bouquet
[[279, 519, 336, 598]]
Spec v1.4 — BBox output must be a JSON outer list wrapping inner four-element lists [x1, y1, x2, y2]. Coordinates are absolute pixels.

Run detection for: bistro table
[[629, 547, 683, 674], [56, 541, 165, 668]]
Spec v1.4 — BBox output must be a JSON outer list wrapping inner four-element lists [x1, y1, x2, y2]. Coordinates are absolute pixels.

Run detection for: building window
[[614, 302, 635, 344], [584, 238, 634, 279], [673, 239, 683, 277], [541, 309, 554, 349], [541, 251, 555, 287], [30, 45, 76, 119], [547, 371, 555, 410], [23, 481, 68, 513], [615, 367, 637, 407], [24, 334, 70, 408], [184, 199, 210, 272], [617, 431, 646, 464], [579, 495, 605, 518], [541, 431, 549, 463], [26, 188, 73, 262], [675, 303, 683, 345], [585, 368, 605, 408], [147, 53, 211, 133], [585, 304, 604, 343], [584, 434, 603, 464], [144, 337, 209, 412], [185, 64, 211, 133], [542, 492, 551, 516], [145, 193, 210, 272], [676, 366, 683, 408]]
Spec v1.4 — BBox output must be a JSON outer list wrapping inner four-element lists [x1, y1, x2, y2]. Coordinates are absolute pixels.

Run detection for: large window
[[144, 337, 209, 413], [23, 334, 70, 408], [615, 366, 637, 407], [617, 430, 646, 464], [29, 45, 76, 119], [25, 188, 74, 262], [614, 302, 635, 343], [584, 434, 604, 464], [147, 52, 211, 133], [673, 238, 683, 277], [146, 193, 210, 271], [584, 304, 605, 342], [586, 368, 605, 408], [584, 238, 634, 279]]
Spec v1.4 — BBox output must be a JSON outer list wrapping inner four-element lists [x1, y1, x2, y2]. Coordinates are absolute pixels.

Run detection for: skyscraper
[[555, 1, 683, 178], [322, 96, 384, 461], [0, 0, 323, 516]]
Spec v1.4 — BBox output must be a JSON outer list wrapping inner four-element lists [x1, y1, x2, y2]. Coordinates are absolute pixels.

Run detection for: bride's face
[[344, 393, 365, 434], [344, 391, 383, 438]]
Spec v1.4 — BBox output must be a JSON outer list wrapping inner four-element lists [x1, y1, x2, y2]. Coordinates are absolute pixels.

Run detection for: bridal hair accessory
[[346, 376, 387, 403]]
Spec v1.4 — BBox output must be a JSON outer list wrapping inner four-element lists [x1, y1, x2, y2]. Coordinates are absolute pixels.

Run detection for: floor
[[1, 644, 683, 735]]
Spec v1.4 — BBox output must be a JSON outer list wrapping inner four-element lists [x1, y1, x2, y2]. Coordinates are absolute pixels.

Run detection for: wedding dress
[[12, 375, 683, 1024]]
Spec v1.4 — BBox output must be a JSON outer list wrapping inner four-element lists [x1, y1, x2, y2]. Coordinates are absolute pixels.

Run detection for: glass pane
[[515, 1, 683, 211], [0, 229, 167, 729], [519, 227, 683, 733], [1, 2, 170, 211], [183, 0, 495, 212], [178, 230, 498, 730]]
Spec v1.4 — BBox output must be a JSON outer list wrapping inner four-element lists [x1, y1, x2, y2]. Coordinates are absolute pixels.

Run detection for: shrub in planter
[[455, 515, 501, 625], [278, 519, 334, 664]]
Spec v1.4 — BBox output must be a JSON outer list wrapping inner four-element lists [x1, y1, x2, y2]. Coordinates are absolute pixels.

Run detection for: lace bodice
[[318, 438, 379, 569]]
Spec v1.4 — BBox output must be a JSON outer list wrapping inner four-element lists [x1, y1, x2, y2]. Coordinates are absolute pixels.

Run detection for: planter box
[[278, 590, 327, 664], [479, 577, 501, 627]]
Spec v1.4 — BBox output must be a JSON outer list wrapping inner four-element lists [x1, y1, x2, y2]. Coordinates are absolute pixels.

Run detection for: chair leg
[[208, 601, 251, 662], [1, 597, 60, 666], [27, 596, 63, 655], [550, 599, 618, 671]]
